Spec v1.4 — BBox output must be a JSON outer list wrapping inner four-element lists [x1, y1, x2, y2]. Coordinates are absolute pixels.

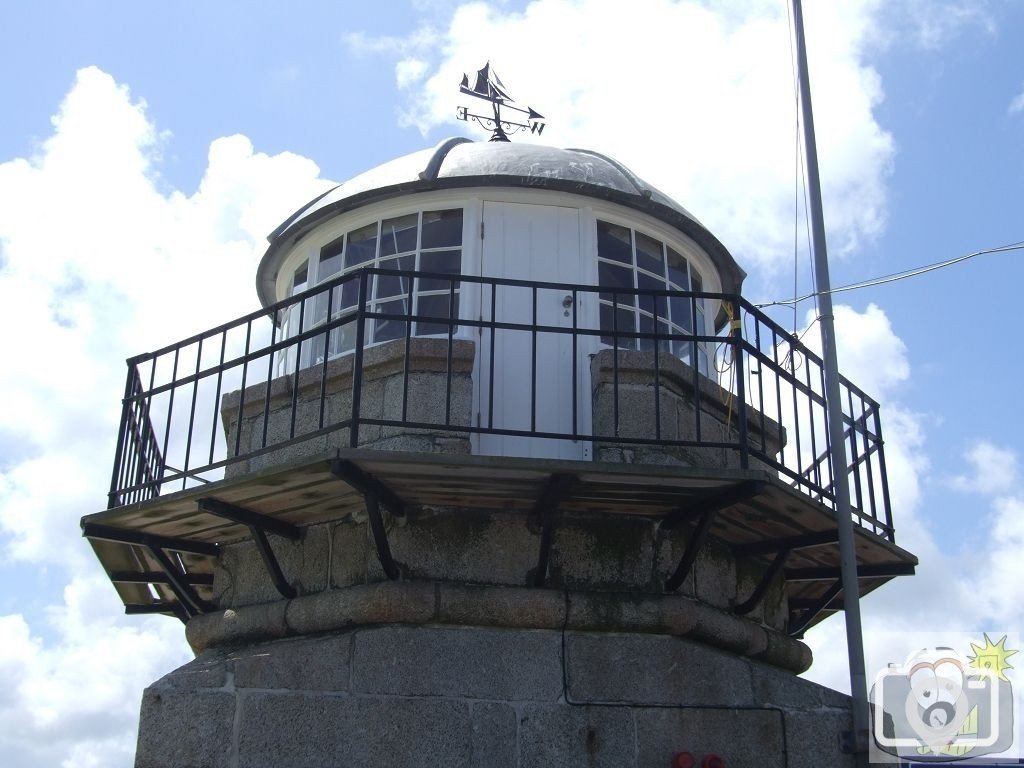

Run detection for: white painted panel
[[478, 202, 584, 460]]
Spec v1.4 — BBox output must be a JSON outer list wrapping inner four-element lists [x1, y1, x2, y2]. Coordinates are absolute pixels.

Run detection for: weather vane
[[457, 62, 545, 142]]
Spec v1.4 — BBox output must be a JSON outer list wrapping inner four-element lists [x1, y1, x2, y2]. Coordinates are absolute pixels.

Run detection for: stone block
[[237, 693, 472, 768], [186, 602, 289, 654], [383, 507, 536, 586], [547, 514, 657, 591], [565, 632, 754, 706], [233, 633, 352, 691], [750, 659, 840, 709], [216, 535, 303, 609], [634, 708, 785, 768], [517, 703, 635, 768], [694, 539, 737, 609], [151, 649, 230, 691], [437, 583, 565, 630], [329, 520, 370, 588], [351, 625, 563, 702], [783, 710, 855, 768], [135, 689, 235, 768], [470, 702, 516, 767], [284, 582, 435, 637]]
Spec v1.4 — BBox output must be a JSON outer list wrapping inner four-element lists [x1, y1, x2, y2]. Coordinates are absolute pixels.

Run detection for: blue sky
[[1, 1, 1022, 764]]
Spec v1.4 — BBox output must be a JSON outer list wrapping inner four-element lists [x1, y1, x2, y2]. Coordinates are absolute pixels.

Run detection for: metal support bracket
[[732, 529, 838, 558], [664, 511, 715, 592], [733, 548, 790, 615], [659, 480, 764, 531], [147, 545, 214, 618], [330, 459, 406, 518], [789, 578, 843, 637], [198, 497, 301, 599], [110, 570, 214, 586], [330, 460, 405, 580], [529, 474, 575, 588]]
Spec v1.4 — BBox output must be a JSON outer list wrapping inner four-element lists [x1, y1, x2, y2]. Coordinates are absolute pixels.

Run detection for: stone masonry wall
[[591, 348, 786, 469], [220, 338, 475, 478], [137, 625, 853, 768]]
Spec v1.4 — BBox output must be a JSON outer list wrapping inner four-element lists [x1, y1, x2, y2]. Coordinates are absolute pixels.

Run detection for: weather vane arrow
[[456, 62, 546, 142]]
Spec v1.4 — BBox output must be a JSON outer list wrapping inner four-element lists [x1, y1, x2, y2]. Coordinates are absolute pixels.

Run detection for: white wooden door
[[476, 201, 586, 460]]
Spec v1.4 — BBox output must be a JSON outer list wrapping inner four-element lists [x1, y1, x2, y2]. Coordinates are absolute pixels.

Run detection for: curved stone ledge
[[186, 581, 812, 674]]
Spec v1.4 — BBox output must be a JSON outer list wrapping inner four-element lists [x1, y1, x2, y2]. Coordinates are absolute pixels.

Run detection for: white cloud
[[0, 67, 332, 564], [1009, 85, 1024, 116], [0, 571, 191, 768], [350, 0, 896, 285], [0, 67, 333, 766], [950, 440, 1019, 496]]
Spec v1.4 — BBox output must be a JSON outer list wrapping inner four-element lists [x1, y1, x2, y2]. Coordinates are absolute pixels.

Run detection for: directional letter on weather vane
[[456, 62, 545, 142]]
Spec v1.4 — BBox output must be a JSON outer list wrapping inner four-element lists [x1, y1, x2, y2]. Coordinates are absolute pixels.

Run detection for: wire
[[755, 241, 1024, 309]]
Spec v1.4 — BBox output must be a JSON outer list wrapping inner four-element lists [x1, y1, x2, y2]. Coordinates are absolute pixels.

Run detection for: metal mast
[[790, 0, 869, 757]]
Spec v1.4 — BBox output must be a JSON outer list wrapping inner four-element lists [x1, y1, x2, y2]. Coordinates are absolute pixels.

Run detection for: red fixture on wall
[[671, 753, 695, 768], [701, 756, 725, 768]]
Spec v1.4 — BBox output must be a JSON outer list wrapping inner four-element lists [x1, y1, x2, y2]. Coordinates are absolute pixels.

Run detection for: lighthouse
[[83, 133, 916, 766]]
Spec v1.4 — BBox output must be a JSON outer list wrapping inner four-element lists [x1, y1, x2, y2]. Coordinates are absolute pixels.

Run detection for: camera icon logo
[[870, 636, 1016, 761]]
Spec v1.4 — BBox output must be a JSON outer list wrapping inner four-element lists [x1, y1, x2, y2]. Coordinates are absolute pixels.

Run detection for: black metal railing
[[107, 267, 894, 541]]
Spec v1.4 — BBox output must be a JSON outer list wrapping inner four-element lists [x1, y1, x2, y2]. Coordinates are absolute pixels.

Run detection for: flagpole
[[790, 0, 869, 758]]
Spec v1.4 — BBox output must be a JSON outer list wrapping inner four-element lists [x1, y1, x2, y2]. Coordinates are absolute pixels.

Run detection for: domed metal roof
[[257, 138, 745, 309]]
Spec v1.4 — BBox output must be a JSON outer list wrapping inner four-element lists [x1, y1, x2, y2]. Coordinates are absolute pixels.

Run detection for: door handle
[[561, 294, 574, 308]]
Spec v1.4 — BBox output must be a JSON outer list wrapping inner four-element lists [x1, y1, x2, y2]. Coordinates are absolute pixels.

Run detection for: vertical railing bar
[[530, 285, 538, 433], [182, 338, 203, 482], [108, 364, 136, 507], [652, 287, 662, 440], [401, 274, 414, 423], [233, 321, 252, 458], [804, 351, 820, 490], [788, 339, 803, 490], [861, 396, 879, 529], [349, 270, 368, 448], [261, 319, 277, 449], [289, 297, 306, 441], [445, 278, 456, 426], [571, 288, 578, 437], [846, 386, 864, 516], [873, 405, 894, 540], [160, 347, 180, 486], [208, 330, 227, 466], [319, 287, 334, 430], [818, 361, 833, 507], [691, 292, 701, 443], [732, 298, 749, 469], [612, 291, 620, 437], [488, 281, 496, 429], [770, 327, 784, 467], [753, 313, 768, 454]]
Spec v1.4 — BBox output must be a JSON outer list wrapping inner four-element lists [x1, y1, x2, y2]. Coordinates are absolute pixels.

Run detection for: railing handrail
[[107, 268, 894, 542]]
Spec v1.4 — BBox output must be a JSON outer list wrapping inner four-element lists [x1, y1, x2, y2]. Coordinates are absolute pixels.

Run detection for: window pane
[[669, 296, 694, 333], [373, 299, 410, 343], [376, 255, 414, 300], [599, 303, 636, 349], [638, 317, 672, 352], [637, 271, 667, 320], [635, 232, 665, 277], [421, 209, 463, 248], [419, 249, 461, 293], [318, 236, 344, 281], [345, 222, 377, 267], [292, 261, 308, 295], [381, 214, 418, 256], [417, 293, 460, 336], [598, 261, 633, 292], [667, 248, 689, 290], [597, 220, 632, 264]]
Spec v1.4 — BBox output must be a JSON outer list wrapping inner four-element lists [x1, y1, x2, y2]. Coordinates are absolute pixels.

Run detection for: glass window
[[595, 219, 710, 369], [281, 209, 465, 372]]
